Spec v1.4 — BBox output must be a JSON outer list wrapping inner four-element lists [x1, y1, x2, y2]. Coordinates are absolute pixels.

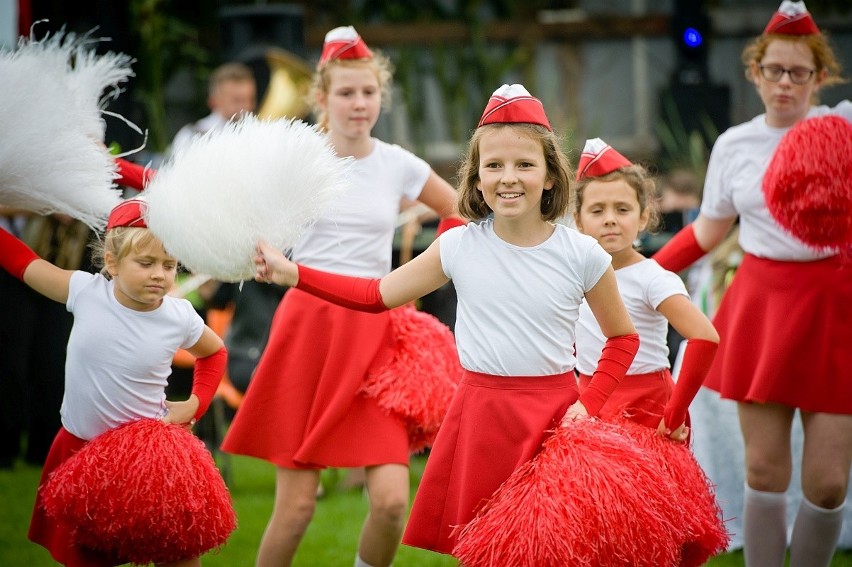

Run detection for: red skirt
[[29, 427, 125, 567], [706, 253, 852, 414], [578, 370, 677, 430], [402, 370, 579, 555], [221, 288, 409, 469]]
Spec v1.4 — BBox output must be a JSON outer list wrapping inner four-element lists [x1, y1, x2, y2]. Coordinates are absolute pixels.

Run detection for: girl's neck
[[492, 216, 555, 247], [610, 247, 646, 270], [329, 131, 374, 159]]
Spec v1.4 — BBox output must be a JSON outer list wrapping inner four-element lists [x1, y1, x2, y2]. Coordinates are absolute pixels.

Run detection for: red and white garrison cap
[[576, 138, 632, 181], [319, 26, 373, 65], [106, 197, 148, 230], [764, 1, 820, 35], [478, 84, 551, 131]]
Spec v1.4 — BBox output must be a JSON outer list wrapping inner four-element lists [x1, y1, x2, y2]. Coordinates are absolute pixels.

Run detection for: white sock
[[354, 555, 377, 567], [789, 497, 845, 567], [743, 484, 787, 567]]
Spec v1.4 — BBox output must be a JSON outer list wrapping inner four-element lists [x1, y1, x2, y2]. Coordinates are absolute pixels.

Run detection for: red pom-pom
[[453, 420, 689, 567], [763, 115, 852, 251], [40, 419, 236, 565], [614, 419, 730, 566], [362, 306, 463, 453]]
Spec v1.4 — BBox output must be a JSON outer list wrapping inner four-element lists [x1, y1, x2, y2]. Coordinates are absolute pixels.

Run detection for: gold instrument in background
[[257, 47, 313, 120]]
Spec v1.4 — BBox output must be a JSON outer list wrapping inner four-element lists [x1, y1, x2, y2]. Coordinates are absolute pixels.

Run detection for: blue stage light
[[683, 27, 703, 48]]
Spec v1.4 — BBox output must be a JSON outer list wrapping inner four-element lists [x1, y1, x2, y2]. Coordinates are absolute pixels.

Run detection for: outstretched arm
[[0, 227, 73, 303], [254, 238, 450, 311]]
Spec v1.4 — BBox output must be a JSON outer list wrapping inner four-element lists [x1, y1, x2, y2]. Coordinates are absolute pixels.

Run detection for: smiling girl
[[249, 84, 639, 560]]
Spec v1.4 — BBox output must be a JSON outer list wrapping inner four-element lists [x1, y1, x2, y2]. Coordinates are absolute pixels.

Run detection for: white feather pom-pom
[[143, 116, 352, 281], [0, 28, 132, 230]]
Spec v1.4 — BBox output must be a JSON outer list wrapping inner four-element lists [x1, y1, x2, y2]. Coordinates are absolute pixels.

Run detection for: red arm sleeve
[[578, 333, 640, 417], [436, 217, 466, 236], [652, 224, 707, 273], [191, 346, 227, 420], [115, 158, 155, 190], [295, 264, 388, 313], [663, 338, 718, 432], [0, 227, 40, 281]]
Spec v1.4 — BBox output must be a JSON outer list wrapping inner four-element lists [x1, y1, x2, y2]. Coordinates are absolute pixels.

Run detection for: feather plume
[[0, 27, 132, 230], [143, 115, 352, 281], [40, 419, 235, 565]]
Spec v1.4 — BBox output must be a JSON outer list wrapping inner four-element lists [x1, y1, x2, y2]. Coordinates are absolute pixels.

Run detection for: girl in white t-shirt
[[0, 198, 227, 567], [220, 26, 463, 567], [653, 3, 852, 564], [573, 138, 719, 442], [250, 84, 639, 561]]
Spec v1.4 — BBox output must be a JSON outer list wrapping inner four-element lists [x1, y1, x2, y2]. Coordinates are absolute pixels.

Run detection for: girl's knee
[[370, 493, 408, 526]]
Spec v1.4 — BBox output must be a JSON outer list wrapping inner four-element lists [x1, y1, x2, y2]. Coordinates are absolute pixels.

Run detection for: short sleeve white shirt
[[292, 139, 430, 278], [61, 272, 205, 440], [700, 101, 852, 261], [440, 219, 611, 376], [575, 259, 687, 375]]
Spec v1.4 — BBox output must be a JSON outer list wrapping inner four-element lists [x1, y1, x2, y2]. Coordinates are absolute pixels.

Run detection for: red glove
[[652, 224, 706, 273], [191, 346, 227, 420], [436, 216, 466, 236], [115, 158, 156, 190], [663, 338, 718, 432], [296, 264, 388, 313], [0, 228, 40, 281], [579, 333, 640, 417]]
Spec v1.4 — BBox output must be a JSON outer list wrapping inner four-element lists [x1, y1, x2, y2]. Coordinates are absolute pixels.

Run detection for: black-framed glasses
[[758, 64, 815, 85]]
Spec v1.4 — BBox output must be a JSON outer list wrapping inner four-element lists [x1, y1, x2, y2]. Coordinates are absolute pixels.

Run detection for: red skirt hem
[[706, 253, 852, 414]]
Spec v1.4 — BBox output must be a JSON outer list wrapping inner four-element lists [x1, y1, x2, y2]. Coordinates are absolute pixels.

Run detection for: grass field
[[2, 452, 851, 566]]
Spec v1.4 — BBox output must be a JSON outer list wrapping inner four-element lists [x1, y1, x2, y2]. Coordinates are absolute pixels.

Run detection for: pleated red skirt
[[705, 253, 852, 414], [221, 288, 410, 469], [29, 427, 125, 567], [402, 370, 579, 555], [578, 370, 676, 430]]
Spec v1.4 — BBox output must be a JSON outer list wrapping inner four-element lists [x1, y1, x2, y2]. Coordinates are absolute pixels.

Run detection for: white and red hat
[[764, 1, 820, 35], [318, 26, 373, 65], [478, 84, 551, 131], [106, 197, 148, 230], [576, 138, 632, 180]]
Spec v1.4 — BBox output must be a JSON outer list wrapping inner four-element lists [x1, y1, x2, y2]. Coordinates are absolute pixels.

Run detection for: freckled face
[[476, 127, 553, 223], [320, 65, 382, 140], [752, 39, 824, 128]]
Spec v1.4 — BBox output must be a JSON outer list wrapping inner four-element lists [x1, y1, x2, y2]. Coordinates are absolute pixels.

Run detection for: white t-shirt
[[440, 219, 611, 376], [61, 272, 204, 440], [169, 112, 227, 158], [700, 101, 852, 261], [292, 139, 430, 278], [575, 258, 687, 375]]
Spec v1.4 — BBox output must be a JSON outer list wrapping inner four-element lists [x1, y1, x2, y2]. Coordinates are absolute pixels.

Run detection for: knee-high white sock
[[354, 555, 377, 567], [743, 484, 787, 567], [789, 497, 844, 567]]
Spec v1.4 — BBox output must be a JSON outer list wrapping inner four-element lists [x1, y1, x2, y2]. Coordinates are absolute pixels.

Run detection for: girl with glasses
[[654, 2, 851, 566]]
